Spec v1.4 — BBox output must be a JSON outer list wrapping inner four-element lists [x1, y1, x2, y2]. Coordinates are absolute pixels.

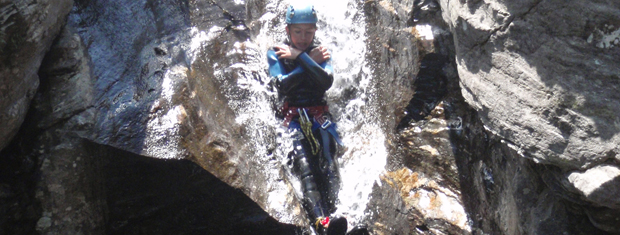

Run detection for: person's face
[[286, 24, 316, 51]]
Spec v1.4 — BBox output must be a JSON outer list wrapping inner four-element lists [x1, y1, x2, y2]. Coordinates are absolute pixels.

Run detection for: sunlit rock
[[568, 164, 620, 210], [394, 101, 472, 234], [382, 168, 470, 232], [64, 0, 304, 226], [438, 0, 620, 232], [438, 0, 620, 170]]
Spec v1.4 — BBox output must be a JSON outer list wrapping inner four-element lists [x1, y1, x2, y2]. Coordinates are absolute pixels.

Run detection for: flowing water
[[253, 0, 389, 228], [188, 0, 433, 231]]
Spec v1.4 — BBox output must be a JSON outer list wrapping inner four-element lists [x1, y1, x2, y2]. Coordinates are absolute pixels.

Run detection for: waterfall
[[251, 0, 388, 228], [186, 0, 406, 230]]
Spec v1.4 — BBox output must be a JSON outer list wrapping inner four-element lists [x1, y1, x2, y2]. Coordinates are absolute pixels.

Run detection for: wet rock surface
[[363, 0, 420, 131], [1, 8, 301, 232], [2, 0, 302, 233], [384, 53, 472, 234], [66, 0, 303, 226], [2, 0, 619, 234], [360, 0, 474, 233], [68, 0, 193, 158]]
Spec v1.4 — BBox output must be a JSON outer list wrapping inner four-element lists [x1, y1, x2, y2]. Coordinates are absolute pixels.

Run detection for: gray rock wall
[[68, 0, 193, 157], [65, 0, 304, 226], [0, 23, 104, 234], [439, 0, 620, 233], [33, 25, 103, 235], [0, 0, 74, 151], [363, 0, 419, 131], [2, 0, 304, 231], [439, 0, 620, 169], [6, 0, 619, 233]]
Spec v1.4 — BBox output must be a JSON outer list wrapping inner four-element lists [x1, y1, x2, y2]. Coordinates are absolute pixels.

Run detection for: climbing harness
[[281, 102, 327, 127], [299, 108, 321, 155], [282, 101, 344, 170]]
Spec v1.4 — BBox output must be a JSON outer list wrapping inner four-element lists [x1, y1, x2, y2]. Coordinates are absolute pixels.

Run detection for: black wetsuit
[[267, 42, 342, 223], [268, 44, 333, 106]]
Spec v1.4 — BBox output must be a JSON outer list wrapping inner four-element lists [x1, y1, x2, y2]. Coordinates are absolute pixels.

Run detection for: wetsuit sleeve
[[267, 49, 306, 93], [295, 52, 334, 90]]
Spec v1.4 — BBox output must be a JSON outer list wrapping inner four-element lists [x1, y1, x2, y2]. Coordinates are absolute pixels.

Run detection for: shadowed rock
[[0, 0, 74, 151]]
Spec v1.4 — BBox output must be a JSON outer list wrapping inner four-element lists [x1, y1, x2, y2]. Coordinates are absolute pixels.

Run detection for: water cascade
[[254, 0, 387, 227], [2, 0, 618, 234]]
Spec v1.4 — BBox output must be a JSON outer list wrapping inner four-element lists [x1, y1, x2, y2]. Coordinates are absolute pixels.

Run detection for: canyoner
[[266, 1, 368, 235]]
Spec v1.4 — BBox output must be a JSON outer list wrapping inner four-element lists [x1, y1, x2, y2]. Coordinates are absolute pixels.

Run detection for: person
[[266, 2, 348, 235]]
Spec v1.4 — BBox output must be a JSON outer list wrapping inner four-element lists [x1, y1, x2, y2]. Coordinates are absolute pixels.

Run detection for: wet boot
[[315, 216, 348, 235], [326, 216, 348, 235], [291, 136, 330, 222], [320, 158, 340, 207], [346, 225, 370, 235], [293, 150, 327, 219], [318, 128, 342, 208]]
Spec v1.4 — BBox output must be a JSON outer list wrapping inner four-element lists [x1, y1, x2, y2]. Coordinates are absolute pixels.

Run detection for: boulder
[[0, 0, 74, 151], [438, 0, 620, 233], [438, 0, 620, 170], [66, 0, 303, 225], [568, 164, 620, 210]]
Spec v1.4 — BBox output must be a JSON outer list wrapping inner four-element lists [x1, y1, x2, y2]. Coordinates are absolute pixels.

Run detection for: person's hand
[[274, 45, 302, 60], [309, 46, 330, 64]]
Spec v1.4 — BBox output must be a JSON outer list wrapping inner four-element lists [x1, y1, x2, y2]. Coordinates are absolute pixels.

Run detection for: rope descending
[[299, 108, 321, 155]]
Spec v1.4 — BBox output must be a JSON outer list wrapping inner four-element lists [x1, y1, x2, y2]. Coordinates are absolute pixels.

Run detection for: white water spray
[[254, 0, 388, 228]]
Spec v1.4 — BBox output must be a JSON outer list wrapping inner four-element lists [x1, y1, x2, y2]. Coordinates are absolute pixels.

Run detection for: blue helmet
[[286, 2, 318, 24]]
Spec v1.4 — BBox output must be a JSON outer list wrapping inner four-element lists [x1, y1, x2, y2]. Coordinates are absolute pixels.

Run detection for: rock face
[[1, 1, 303, 233], [439, 0, 620, 233], [361, 0, 475, 233], [31, 25, 103, 235], [2, 0, 303, 232], [363, 0, 419, 131], [4, 0, 618, 234], [68, 0, 193, 158], [439, 0, 620, 170], [65, 0, 305, 225], [449, 106, 610, 235], [0, 0, 74, 151]]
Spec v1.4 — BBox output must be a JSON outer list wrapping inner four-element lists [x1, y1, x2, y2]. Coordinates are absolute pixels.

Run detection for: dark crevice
[[398, 53, 448, 129], [96, 143, 303, 235]]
